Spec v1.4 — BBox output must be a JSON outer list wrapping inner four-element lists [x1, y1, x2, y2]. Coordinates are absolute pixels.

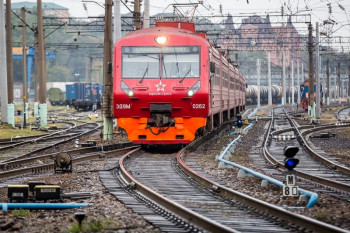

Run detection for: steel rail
[[263, 109, 350, 193], [3, 123, 101, 162], [177, 148, 347, 233], [0, 146, 137, 179], [119, 148, 239, 233], [287, 116, 350, 177]]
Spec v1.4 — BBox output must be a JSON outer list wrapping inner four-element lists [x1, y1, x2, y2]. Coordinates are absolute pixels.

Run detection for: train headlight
[[187, 80, 200, 97], [121, 81, 134, 97], [154, 36, 167, 45]]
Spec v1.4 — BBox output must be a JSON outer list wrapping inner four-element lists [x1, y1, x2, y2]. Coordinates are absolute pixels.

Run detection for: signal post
[[282, 146, 299, 197]]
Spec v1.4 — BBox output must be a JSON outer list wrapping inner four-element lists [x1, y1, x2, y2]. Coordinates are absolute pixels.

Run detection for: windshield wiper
[[179, 65, 191, 83], [139, 62, 149, 83]]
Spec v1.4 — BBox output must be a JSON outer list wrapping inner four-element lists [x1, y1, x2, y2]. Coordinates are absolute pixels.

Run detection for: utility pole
[[308, 23, 315, 119], [291, 59, 294, 106], [144, 0, 150, 28], [315, 22, 320, 119], [326, 59, 330, 105], [337, 62, 341, 104], [348, 65, 350, 103], [89, 56, 93, 82], [34, 29, 39, 115], [257, 58, 260, 109], [6, 0, 14, 127], [37, 0, 47, 127], [268, 52, 272, 106], [0, 0, 8, 123], [21, 7, 27, 128], [282, 51, 286, 105], [297, 58, 300, 105], [103, 0, 114, 140], [133, 0, 141, 30], [114, 0, 121, 43]]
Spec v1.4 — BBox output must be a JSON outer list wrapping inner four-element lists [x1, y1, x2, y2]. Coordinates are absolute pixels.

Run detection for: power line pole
[[34, 29, 39, 116], [315, 22, 320, 119], [103, 0, 113, 140], [37, 0, 47, 127], [144, 0, 150, 28], [268, 52, 272, 106], [113, 0, 121, 43], [282, 51, 285, 105], [21, 7, 27, 128], [308, 23, 315, 119], [291, 58, 294, 106], [6, 0, 15, 127], [6, 0, 13, 105], [326, 59, 330, 105], [133, 0, 141, 30], [257, 58, 260, 109], [337, 62, 341, 104], [297, 58, 300, 105], [0, 0, 8, 123], [348, 65, 350, 103]]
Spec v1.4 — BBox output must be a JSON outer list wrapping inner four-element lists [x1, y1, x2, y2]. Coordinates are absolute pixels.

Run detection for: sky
[[10, 0, 350, 42]]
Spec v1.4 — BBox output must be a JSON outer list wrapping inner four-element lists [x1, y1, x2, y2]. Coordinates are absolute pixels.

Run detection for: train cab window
[[162, 54, 200, 79], [121, 46, 200, 80], [122, 53, 160, 79]]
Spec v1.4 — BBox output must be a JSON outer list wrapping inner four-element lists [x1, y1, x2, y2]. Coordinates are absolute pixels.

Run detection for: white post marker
[[75, 139, 79, 148]]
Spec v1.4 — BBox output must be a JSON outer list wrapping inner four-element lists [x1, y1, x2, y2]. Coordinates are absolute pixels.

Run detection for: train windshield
[[121, 46, 200, 79]]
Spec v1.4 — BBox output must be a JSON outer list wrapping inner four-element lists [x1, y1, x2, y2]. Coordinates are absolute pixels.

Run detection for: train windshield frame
[[121, 46, 200, 79]]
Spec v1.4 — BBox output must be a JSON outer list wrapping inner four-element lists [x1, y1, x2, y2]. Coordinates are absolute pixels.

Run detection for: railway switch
[[284, 146, 299, 171]]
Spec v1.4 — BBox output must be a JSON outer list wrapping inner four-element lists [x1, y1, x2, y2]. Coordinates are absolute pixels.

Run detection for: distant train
[[113, 21, 245, 145], [245, 84, 298, 104], [48, 82, 104, 111]]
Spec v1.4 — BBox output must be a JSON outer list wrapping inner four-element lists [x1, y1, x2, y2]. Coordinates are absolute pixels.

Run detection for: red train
[[113, 21, 245, 145]]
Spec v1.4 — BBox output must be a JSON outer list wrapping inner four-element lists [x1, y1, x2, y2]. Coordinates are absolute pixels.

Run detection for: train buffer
[[273, 135, 296, 141], [311, 132, 336, 139]]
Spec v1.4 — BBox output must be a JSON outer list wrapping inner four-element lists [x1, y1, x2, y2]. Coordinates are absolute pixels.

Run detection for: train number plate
[[192, 104, 205, 109], [116, 104, 131, 109]]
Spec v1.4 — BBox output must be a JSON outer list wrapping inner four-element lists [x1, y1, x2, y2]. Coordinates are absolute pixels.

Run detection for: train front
[[113, 23, 210, 145]]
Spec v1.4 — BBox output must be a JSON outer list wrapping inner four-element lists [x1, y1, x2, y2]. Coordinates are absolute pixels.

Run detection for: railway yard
[[0, 105, 349, 233]]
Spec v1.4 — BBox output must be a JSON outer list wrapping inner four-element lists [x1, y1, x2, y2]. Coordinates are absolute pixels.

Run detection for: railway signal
[[236, 115, 243, 128], [284, 146, 299, 170]]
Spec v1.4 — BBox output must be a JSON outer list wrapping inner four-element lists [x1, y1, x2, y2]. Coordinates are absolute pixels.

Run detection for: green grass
[[11, 209, 30, 217], [68, 218, 123, 233], [0, 124, 44, 139]]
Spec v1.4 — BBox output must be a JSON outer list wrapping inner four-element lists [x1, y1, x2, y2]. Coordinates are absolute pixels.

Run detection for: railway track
[[0, 142, 135, 186], [263, 108, 350, 199], [100, 123, 346, 233], [337, 106, 350, 121], [0, 122, 101, 161]]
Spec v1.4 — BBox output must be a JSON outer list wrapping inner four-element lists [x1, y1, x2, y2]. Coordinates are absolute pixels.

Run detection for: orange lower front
[[117, 117, 206, 145]]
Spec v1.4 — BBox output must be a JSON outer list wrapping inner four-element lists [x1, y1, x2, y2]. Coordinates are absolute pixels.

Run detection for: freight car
[[47, 82, 104, 111], [113, 21, 245, 145]]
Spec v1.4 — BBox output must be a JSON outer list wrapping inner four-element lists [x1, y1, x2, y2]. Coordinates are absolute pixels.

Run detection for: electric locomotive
[[113, 21, 245, 145]]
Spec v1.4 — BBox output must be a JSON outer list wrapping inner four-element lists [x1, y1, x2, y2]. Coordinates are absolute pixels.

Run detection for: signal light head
[[284, 146, 300, 170], [284, 158, 299, 170], [154, 36, 168, 45]]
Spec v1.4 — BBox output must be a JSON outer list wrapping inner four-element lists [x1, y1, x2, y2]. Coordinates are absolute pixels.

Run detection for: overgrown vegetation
[[68, 218, 123, 233], [11, 209, 30, 217]]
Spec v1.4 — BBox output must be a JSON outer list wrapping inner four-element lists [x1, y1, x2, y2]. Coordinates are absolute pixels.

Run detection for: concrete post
[[0, 0, 8, 123]]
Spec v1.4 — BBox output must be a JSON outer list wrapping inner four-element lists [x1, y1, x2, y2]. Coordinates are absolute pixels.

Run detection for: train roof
[[122, 21, 209, 43]]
